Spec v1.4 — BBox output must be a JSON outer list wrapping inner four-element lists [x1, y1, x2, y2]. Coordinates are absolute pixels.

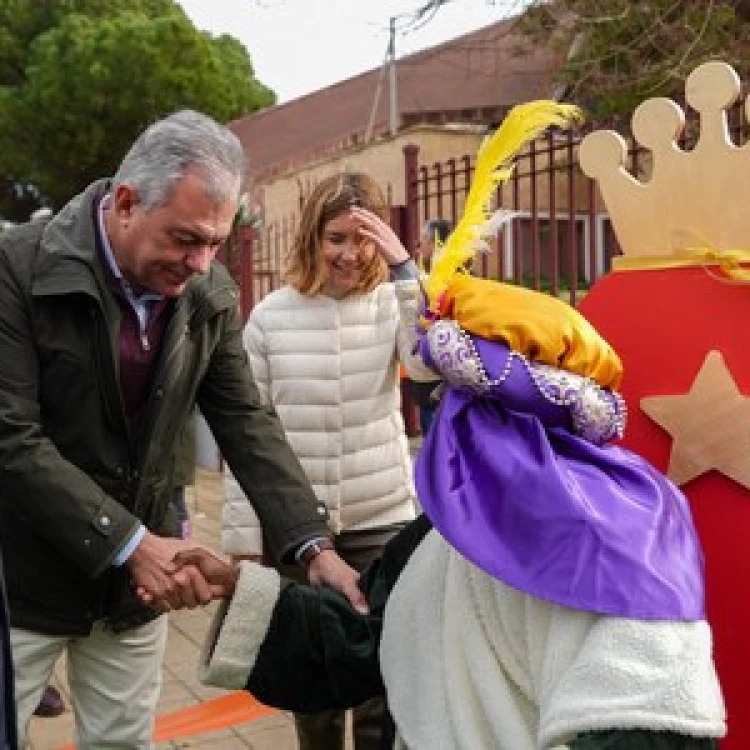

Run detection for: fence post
[[239, 225, 255, 322], [403, 143, 420, 256], [400, 143, 421, 438]]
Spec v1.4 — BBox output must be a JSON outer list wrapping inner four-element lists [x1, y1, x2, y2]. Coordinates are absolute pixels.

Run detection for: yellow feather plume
[[422, 100, 583, 317]]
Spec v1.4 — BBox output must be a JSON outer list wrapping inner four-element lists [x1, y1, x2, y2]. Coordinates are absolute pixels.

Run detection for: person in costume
[[187, 101, 726, 750]]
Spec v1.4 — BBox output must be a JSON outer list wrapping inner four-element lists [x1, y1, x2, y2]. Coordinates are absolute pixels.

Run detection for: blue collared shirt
[[97, 196, 154, 566]]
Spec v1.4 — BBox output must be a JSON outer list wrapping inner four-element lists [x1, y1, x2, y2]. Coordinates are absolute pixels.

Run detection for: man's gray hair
[[112, 109, 247, 210]]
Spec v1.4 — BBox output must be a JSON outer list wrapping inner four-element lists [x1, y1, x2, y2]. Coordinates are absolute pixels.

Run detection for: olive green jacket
[[172, 413, 196, 488], [0, 180, 328, 634]]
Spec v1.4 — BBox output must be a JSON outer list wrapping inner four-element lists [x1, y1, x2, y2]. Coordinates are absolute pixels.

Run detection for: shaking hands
[[129, 531, 367, 614], [128, 531, 238, 611]]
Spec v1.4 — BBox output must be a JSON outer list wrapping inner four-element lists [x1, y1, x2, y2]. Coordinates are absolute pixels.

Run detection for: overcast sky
[[177, 0, 526, 103]]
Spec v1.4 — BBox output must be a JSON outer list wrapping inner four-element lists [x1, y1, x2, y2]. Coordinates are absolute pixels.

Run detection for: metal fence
[[226, 98, 746, 316], [221, 100, 747, 434], [228, 129, 621, 316]]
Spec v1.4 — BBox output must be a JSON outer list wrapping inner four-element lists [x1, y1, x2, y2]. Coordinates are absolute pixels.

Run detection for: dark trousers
[[275, 526, 402, 750]]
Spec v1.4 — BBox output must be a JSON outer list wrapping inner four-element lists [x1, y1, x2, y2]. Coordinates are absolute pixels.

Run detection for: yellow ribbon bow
[[612, 234, 750, 283]]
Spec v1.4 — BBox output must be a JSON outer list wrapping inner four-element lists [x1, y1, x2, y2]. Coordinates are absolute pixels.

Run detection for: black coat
[[243, 517, 717, 750], [0, 181, 329, 635]]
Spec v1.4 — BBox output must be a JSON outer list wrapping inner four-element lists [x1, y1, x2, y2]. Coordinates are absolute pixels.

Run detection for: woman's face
[[320, 211, 377, 295]]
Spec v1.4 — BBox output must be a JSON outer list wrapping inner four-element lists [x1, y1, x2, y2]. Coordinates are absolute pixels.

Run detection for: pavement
[[28, 468, 300, 750]]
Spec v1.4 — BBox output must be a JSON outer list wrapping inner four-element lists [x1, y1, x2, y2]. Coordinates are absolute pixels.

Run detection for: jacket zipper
[[133, 283, 238, 483]]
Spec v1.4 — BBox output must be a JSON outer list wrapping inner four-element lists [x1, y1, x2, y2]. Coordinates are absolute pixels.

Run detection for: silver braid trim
[[427, 319, 627, 444], [528, 361, 627, 444]]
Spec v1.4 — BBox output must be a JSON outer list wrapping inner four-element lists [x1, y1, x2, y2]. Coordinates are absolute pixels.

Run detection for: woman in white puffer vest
[[221, 172, 436, 750]]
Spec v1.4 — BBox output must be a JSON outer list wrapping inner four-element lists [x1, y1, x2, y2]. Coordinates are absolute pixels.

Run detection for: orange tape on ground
[[57, 691, 277, 748]]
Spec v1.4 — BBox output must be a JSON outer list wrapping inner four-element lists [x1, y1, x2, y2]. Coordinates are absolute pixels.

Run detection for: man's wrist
[[113, 524, 146, 566], [297, 537, 334, 567]]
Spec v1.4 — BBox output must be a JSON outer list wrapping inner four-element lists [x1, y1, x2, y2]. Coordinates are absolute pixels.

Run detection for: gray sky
[[177, 0, 527, 103]]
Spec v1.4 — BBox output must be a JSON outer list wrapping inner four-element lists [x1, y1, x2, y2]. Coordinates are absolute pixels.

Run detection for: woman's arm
[[393, 279, 441, 382], [242, 312, 271, 407]]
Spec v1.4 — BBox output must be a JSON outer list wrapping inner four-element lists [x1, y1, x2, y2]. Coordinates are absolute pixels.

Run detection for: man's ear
[[111, 184, 139, 220]]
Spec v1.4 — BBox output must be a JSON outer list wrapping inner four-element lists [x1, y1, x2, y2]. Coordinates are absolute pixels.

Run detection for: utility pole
[[388, 16, 399, 136]]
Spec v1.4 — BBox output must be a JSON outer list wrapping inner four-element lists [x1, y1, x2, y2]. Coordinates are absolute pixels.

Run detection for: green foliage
[[518, 273, 590, 294], [0, 0, 182, 87], [0, 1, 275, 211], [518, 0, 750, 118]]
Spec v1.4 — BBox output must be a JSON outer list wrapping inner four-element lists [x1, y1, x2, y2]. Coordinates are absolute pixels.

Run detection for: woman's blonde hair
[[284, 172, 390, 295]]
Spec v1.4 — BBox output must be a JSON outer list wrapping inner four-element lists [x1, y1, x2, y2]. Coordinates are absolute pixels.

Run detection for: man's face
[[109, 170, 238, 297]]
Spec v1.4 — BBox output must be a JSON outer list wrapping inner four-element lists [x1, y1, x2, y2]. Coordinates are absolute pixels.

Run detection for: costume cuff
[[199, 562, 281, 690]]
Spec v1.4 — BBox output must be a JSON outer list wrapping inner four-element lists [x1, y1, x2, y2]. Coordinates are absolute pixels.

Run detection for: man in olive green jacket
[[0, 110, 362, 748]]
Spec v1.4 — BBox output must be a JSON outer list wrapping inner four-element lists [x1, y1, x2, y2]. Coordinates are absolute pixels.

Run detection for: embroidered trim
[[426, 320, 520, 393], [426, 319, 627, 444], [529, 361, 627, 444]]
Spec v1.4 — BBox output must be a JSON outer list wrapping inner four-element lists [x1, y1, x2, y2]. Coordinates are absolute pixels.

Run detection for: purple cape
[[415, 371, 706, 622]]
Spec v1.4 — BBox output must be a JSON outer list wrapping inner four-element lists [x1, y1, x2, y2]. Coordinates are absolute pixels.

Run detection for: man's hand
[[306, 550, 368, 614], [172, 547, 240, 599], [128, 531, 212, 611]]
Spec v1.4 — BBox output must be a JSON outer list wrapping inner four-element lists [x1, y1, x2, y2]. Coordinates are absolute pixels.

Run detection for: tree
[[517, 0, 750, 118], [0, 1, 275, 213], [0, 0, 180, 87]]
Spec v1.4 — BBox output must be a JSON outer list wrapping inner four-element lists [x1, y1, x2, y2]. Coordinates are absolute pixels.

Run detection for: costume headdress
[[420, 101, 623, 390], [422, 100, 582, 314], [414, 101, 705, 622]]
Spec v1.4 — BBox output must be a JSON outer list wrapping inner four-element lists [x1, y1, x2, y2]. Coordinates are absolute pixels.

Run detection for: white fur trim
[[382, 532, 726, 750], [199, 562, 281, 690]]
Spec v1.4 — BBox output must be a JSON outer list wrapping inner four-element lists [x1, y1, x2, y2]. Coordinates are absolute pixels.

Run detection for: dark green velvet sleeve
[[571, 729, 718, 749], [245, 515, 433, 713]]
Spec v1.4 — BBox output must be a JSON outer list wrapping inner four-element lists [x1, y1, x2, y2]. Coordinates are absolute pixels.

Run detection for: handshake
[[126, 529, 368, 614], [127, 530, 245, 612]]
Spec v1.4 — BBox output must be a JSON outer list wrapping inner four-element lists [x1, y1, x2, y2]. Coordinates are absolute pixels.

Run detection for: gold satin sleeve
[[444, 274, 623, 389]]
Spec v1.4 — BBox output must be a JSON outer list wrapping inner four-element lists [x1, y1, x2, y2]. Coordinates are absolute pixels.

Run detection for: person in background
[[416, 218, 451, 274], [222, 171, 437, 750], [407, 218, 453, 435], [0, 109, 362, 749]]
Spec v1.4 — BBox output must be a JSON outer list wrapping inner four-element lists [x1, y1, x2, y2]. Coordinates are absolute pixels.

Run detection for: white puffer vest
[[222, 280, 435, 555]]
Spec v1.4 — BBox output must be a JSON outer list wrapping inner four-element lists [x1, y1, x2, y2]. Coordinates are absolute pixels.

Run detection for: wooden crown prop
[[579, 61, 750, 274]]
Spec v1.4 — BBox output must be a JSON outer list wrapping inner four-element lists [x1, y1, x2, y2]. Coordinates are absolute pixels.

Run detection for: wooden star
[[640, 350, 750, 488]]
